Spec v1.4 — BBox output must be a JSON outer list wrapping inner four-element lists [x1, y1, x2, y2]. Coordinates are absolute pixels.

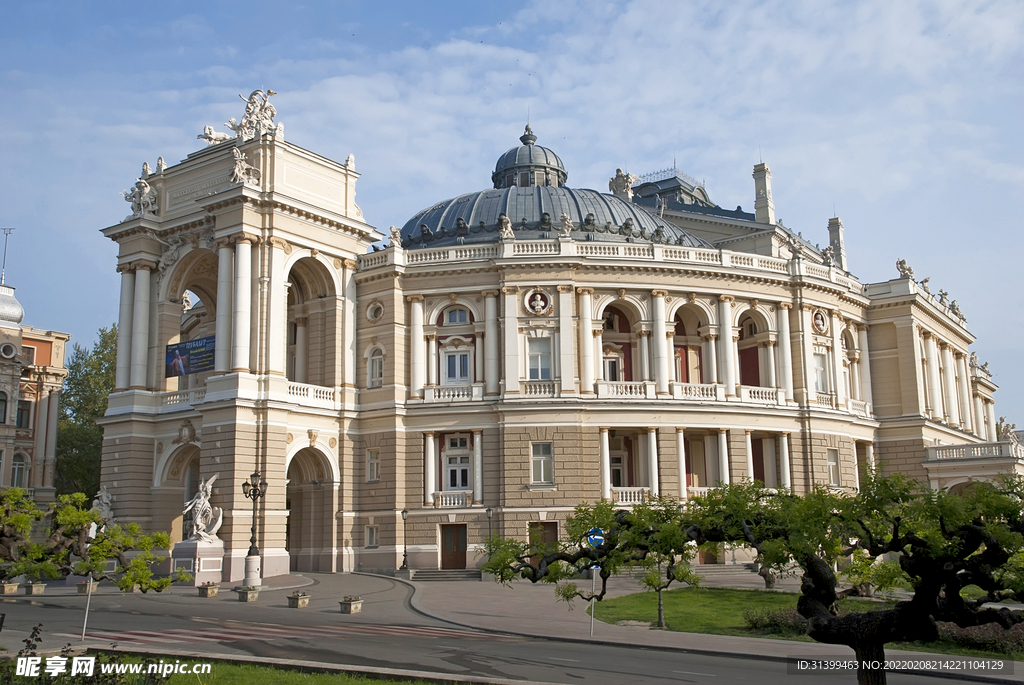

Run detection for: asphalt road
[[0, 579, 1011, 685]]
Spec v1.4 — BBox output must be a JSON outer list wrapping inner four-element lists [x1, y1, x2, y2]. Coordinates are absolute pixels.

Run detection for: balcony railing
[[596, 381, 656, 399], [670, 382, 722, 401], [424, 383, 484, 402], [159, 388, 206, 411], [521, 381, 557, 398], [687, 486, 712, 498], [814, 392, 836, 409], [612, 487, 649, 504], [433, 491, 471, 508], [926, 441, 1024, 461], [739, 386, 785, 405], [287, 382, 340, 409]]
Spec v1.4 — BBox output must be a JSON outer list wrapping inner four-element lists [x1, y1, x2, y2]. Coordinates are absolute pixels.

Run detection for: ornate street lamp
[[400, 509, 409, 570], [486, 507, 493, 541], [242, 470, 268, 587]]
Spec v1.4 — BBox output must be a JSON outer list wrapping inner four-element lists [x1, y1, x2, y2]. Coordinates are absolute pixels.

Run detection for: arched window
[[10, 454, 26, 488], [367, 348, 384, 388], [446, 308, 469, 325], [0, 392, 7, 424]]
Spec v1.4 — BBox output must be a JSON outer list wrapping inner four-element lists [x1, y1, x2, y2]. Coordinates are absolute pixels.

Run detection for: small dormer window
[[447, 308, 469, 325]]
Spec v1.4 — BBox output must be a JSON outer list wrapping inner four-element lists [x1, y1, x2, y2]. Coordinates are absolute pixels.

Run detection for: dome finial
[[520, 124, 537, 146]]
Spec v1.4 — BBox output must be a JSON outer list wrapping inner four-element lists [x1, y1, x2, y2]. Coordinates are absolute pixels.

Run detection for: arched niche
[[286, 256, 341, 386]]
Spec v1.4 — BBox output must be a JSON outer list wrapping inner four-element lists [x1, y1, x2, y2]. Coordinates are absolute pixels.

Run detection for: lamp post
[[400, 508, 409, 571], [486, 507, 493, 541], [242, 470, 268, 588]]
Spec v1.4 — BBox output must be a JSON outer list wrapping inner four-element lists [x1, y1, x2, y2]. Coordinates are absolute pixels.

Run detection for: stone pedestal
[[171, 539, 225, 586], [243, 553, 261, 588]]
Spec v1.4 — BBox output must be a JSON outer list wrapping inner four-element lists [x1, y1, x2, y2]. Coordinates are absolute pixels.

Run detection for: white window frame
[[443, 433, 472, 490], [367, 449, 380, 482], [446, 308, 469, 325], [528, 338, 552, 381], [11, 454, 26, 489], [827, 449, 840, 487], [531, 442, 554, 485], [367, 347, 384, 388], [365, 525, 379, 548], [813, 352, 829, 393]]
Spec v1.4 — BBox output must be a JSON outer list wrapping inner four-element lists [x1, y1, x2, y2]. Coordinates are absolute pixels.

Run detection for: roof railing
[[635, 165, 702, 190]]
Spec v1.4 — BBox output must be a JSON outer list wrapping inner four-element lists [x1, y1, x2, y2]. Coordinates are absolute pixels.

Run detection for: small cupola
[[492, 125, 568, 189]]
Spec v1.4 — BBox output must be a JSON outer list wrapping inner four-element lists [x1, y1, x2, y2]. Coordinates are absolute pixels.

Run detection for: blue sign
[[586, 528, 605, 547], [165, 335, 215, 377]]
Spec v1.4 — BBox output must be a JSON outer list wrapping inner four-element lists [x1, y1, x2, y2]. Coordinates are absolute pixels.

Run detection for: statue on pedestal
[[183, 474, 223, 543]]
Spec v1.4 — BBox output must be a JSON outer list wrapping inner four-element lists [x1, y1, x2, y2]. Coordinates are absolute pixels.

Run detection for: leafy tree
[[0, 488, 46, 581], [485, 475, 1024, 685], [54, 325, 116, 496]]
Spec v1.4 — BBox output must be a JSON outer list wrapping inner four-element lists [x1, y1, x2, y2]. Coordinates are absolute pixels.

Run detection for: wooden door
[[739, 346, 760, 386], [751, 437, 765, 483], [528, 522, 559, 566], [441, 524, 467, 569]]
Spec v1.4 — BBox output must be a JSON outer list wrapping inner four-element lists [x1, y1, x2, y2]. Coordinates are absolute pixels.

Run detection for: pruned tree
[[0, 488, 46, 582], [485, 474, 1024, 685]]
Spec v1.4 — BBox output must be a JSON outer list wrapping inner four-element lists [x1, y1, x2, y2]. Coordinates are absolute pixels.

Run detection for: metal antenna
[[0, 228, 13, 286]]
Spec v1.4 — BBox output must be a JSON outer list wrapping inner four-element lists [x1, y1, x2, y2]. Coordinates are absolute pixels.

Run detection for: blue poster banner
[[165, 336, 215, 377]]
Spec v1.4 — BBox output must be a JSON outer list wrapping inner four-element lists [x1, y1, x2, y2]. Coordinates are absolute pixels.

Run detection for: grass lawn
[[157, 662, 450, 684], [589, 587, 1023, 660]]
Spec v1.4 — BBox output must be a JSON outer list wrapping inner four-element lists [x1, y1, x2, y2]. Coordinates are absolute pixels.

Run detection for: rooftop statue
[[919, 276, 931, 294], [498, 214, 514, 240], [236, 89, 278, 142], [156, 157, 166, 173], [938, 289, 948, 306], [121, 178, 158, 221], [389, 226, 403, 248], [949, 299, 964, 320], [821, 245, 835, 267], [558, 213, 574, 238], [230, 148, 261, 186], [895, 258, 914, 279], [198, 125, 232, 146], [183, 474, 224, 543], [609, 168, 639, 201]]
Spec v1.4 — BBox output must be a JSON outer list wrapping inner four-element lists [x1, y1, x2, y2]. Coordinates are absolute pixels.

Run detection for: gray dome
[[0, 285, 24, 328], [491, 125, 567, 189], [400, 185, 714, 249]]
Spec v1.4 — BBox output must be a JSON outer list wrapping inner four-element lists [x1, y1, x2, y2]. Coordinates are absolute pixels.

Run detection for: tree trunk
[[657, 587, 665, 628], [759, 566, 776, 589], [853, 642, 886, 685]]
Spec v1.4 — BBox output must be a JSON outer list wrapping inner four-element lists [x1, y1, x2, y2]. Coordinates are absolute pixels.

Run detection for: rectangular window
[[827, 449, 840, 486], [814, 353, 829, 393], [447, 309, 468, 324], [15, 401, 30, 429], [368, 350, 384, 388], [604, 357, 620, 382], [528, 339, 551, 380], [446, 455, 471, 489], [444, 351, 471, 384], [367, 449, 380, 482], [365, 525, 379, 548], [22, 347, 35, 365], [531, 442, 554, 484]]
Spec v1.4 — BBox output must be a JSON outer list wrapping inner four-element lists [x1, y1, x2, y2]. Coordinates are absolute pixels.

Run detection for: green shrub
[[742, 606, 807, 635], [936, 621, 1024, 656]]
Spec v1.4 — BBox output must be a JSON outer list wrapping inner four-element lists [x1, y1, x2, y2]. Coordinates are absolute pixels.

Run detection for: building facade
[[98, 97, 1004, 581], [0, 282, 70, 503]]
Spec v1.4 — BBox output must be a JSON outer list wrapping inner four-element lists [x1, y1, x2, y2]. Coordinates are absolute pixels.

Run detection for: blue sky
[[4, 1, 1023, 419]]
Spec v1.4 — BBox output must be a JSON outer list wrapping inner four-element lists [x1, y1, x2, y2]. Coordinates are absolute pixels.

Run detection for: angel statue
[[237, 89, 278, 141], [121, 178, 157, 220], [389, 226, 403, 248], [558, 213, 574, 238], [498, 213, 514, 240], [895, 258, 914, 279], [183, 474, 224, 543]]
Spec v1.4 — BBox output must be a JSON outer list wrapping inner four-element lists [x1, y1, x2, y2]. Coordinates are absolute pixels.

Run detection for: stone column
[[956, 353, 972, 433], [484, 290, 500, 396], [647, 427, 660, 496], [294, 318, 308, 383], [43, 390, 59, 486], [676, 429, 687, 500], [941, 343, 959, 426], [473, 430, 483, 505], [231, 237, 254, 372], [703, 334, 718, 384], [424, 432, 436, 506], [801, 306, 816, 401], [594, 326, 604, 381], [115, 267, 135, 390], [704, 434, 717, 484], [718, 296, 736, 396], [717, 429, 730, 486], [475, 329, 485, 386], [652, 290, 669, 394], [831, 312, 845, 405], [974, 393, 987, 440], [765, 342, 777, 388], [986, 400, 997, 442], [745, 430, 754, 481], [777, 304, 794, 401], [857, 324, 873, 407], [779, 433, 792, 489], [31, 389, 49, 487], [667, 333, 677, 383], [600, 427, 611, 502], [408, 295, 425, 398], [557, 286, 575, 394], [342, 259, 358, 388], [213, 240, 234, 373], [577, 288, 594, 395], [849, 351, 862, 401], [129, 261, 153, 389], [502, 286, 520, 394], [639, 331, 651, 381], [427, 335, 437, 387], [923, 332, 942, 420], [864, 442, 875, 472]]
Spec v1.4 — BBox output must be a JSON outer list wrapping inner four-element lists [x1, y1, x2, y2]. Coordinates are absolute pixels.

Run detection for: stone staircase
[[691, 562, 758, 576], [408, 569, 483, 582]]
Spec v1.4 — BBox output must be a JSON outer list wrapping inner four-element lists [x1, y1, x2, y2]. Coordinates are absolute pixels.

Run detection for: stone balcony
[[925, 441, 1024, 461], [612, 487, 650, 504], [423, 383, 484, 403], [433, 491, 472, 508]]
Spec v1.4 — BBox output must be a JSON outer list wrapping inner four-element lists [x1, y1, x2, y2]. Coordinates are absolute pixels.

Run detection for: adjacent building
[[97, 96, 1005, 581]]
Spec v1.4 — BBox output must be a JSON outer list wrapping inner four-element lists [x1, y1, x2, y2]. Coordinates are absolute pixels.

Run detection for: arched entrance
[[286, 447, 339, 572]]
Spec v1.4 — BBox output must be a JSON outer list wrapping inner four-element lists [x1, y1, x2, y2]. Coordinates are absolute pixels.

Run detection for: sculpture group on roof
[[199, 89, 279, 146]]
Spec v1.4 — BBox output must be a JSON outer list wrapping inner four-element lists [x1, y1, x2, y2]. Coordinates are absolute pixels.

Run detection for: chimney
[[827, 217, 846, 270], [752, 163, 775, 225]]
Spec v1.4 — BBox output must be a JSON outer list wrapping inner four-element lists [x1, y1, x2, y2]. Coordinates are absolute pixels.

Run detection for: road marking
[[673, 670, 715, 677], [550, 657, 580, 662]]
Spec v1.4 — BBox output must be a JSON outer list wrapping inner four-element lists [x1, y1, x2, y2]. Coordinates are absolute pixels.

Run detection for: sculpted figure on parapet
[[558, 213, 574, 238], [608, 168, 639, 200], [237, 89, 278, 141], [498, 213, 514, 240], [183, 474, 224, 543], [121, 178, 158, 221], [895, 258, 914, 279]]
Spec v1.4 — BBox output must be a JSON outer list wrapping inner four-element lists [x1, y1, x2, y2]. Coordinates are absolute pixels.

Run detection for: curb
[[361, 573, 1024, 685], [92, 646, 570, 685]]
